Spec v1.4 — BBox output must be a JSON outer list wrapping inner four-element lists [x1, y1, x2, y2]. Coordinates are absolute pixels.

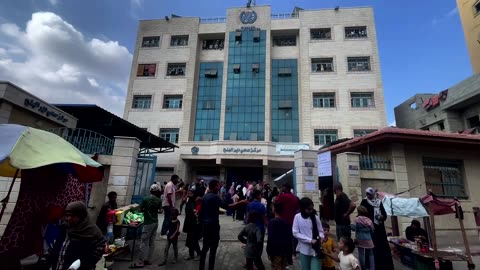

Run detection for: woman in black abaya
[[360, 187, 394, 270]]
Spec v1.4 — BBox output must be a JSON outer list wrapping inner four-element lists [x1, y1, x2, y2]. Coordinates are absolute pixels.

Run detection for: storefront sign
[[24, 98, 69, 123], [318, 151, 332, 177], [223, 147, 261, 154], [239, 10, 257, 24], [276, 144, 309, 156]]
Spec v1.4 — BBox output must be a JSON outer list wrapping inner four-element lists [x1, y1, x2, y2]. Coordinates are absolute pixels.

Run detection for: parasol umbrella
[[0, 124, 104, 222]]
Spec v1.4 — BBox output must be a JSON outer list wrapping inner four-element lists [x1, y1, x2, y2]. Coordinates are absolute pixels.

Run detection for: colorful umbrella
[[0, 124, 104, 222]]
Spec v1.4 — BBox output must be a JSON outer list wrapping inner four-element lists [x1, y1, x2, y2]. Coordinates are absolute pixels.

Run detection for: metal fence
[[359, 155, 391, 171], [271, 13, 299, 20], [48, 128, 114, 155]]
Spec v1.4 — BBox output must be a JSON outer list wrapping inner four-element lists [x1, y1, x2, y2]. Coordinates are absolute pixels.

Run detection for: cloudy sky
[[0, 0, 472, 124]]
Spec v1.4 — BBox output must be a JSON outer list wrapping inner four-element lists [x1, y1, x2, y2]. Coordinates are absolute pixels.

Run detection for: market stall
[[379, 192, 475, 270], [103, 204, 144, 262]]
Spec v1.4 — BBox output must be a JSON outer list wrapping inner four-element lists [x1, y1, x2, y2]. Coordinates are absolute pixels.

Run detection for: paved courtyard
[[110, 214, 419, 270]]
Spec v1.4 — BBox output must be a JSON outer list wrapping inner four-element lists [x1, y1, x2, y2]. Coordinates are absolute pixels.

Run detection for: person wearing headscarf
[[360, 187, 394, 270], [50, 201, 105, 270]]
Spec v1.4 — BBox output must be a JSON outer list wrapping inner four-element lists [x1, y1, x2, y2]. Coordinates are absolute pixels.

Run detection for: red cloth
[[431, 95, 440, 107], [276, 192, 299, 226], [420, 195, 458, 216]]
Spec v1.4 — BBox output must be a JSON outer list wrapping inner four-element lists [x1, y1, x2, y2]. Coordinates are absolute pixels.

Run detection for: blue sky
[[0, 0, 472, 125]]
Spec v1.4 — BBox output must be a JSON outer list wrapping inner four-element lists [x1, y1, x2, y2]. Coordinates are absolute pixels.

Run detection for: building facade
[[318, 127, 480, 236], [457, 0, 480, 74], [124, 5, 387, 183], [394, 74, 480, 133]]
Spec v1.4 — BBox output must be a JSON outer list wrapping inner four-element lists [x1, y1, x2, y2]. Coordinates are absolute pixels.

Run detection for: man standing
[[131, 184, 162, 268], [199, 180, 246, 270], [247, 189, 268, 234], [333, 183, 356, 240], [161, 174, 180, 236], [275, 184, 299, 265]]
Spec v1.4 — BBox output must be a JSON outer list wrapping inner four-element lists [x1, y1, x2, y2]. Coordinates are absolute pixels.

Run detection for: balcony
[[360, 155, 391, 171], [48, 128, 114, 155]]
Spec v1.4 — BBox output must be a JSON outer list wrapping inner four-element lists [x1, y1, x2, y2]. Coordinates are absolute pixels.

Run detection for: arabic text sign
[[318, 151, 332, 177], [223, 147, 261, 154]]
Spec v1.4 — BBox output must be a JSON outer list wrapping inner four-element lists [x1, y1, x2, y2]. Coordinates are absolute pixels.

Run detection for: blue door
[[131, 155, 157, 204]]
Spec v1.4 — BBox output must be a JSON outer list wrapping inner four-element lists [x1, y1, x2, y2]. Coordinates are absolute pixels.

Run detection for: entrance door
[[225, 167, 263, 187], [131, 155, 157, 204]]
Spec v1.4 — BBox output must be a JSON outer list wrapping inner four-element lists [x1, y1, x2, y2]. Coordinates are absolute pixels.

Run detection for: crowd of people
[[36, 175, 434, 270]]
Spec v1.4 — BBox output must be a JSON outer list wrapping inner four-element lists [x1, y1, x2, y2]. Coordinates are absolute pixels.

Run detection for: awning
[[54, 104, 177, 152], [273, 169, 293, 186]]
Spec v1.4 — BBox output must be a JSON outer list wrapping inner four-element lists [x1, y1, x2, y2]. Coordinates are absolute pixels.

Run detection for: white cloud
[[130, 0, 144, 19], [388, 121, 396, 127], [49, 0, 59, 5], [432, 7, 459, 25], [130, 0, 143, 8], [87, 77, 99, 88], [0, 12, 132, 116]]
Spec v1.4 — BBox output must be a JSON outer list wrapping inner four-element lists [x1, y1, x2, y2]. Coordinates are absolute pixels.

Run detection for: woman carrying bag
[[293, 197, 325, 270]]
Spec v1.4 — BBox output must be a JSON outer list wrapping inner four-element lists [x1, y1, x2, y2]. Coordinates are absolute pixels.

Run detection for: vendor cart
[[379, 191, 475, 270]]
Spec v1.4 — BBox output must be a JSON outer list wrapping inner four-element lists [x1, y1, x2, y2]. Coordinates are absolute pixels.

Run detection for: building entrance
[[225, 167, 263, 187]]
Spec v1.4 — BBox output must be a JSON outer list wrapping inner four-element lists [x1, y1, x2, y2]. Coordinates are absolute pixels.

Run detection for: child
[[232, 190, 240, 221], [326, 237, 360, 270], [267, 202, 292, 270], [159, 208, 181, 266], [321, 222, 337, 270], [238, 212, 266, 270], [351, 206, 375, 270]]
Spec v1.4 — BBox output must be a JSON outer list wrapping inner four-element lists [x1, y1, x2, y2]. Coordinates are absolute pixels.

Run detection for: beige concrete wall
[[405, 144, 480, 236], [0, 177, 20, 237], [107, 137, 141, 206], [336, 152, 362, 203], [0, 101, 12, 124], [298, 7, 387, 144], [294, 150, 320, 208], [457, 0, 480, 74]]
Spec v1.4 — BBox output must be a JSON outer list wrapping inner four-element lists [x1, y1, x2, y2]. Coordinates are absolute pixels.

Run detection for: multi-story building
[[124, 5, 387, 183], [394, 73, 480, 133], [457, 0, 480, 74]]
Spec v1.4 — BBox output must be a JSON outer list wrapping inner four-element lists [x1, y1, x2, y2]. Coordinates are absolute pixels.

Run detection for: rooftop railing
[[48, 128, 114, 155], [271, 13, 299, 20], [200, 17, 226, 24]]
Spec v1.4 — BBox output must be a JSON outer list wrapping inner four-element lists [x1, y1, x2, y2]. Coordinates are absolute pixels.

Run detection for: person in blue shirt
[[246, 189, 268, 235]]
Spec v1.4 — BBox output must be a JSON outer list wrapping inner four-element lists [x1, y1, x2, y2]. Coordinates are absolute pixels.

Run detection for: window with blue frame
[[194, 62, 223, 141], [271, 59, 299, 143], [314, 129, 337, 145], [160, 128, 179, 144], [224, 30, 266, 141]]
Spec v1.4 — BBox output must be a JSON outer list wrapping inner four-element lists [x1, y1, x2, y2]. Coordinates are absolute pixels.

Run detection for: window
[[132, 95, 152, 109], [202, 39, 224, 50], [313, 93, 335, 108], [278, 68, 292, 76], [312, 58, 334, 72], [310, 28, 331, 40], [137, 64, 156, 77], [347, 57, 371, 72], [170, 35, 189, 46], [252, 63, 260, 73], [163, 95, 183, 109], [253, 30, 260, 42], [345, 26, 367, 38], [353, 129, 376, 137], [351, 92, 374, 108], [423, 158, 467, 198], [467, 115, 480, 128], [233, 64, 241, 74], [166, 63, 186, 76], [314, 129, 338, 145], [438, 121, 445, 131], [160, 128, 179, 144], [141, 36, 160, 47], [202, 100, 215, 110], [272, 36, 296, 46], [235, 31, 242, 43], [474, 1, 480, 15]]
